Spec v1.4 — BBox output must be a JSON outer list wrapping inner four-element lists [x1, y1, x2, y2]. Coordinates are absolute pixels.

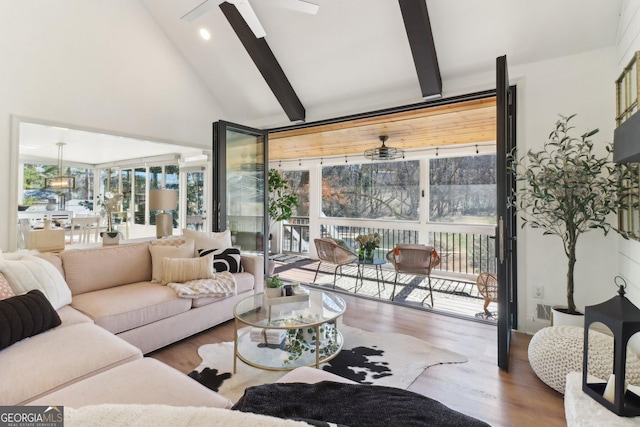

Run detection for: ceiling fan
[[181, 0, 319, 39]]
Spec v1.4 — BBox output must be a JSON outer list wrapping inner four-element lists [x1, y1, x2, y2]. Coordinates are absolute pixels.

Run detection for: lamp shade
[[149, 189, 177, 211]]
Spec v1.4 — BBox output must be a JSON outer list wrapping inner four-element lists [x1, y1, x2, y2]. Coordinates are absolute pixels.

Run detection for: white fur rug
[[189, 324, 467, 403]]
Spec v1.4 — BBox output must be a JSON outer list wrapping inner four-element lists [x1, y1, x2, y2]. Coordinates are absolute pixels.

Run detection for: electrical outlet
[[533, 286, 544, 299]]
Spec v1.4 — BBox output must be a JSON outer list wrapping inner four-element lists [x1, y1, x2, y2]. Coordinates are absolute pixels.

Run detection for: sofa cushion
[[191, 272, 255, 308], [0, 253, 72, 309], [71, 282, 192, 334], [0, 323, 142, 405], [0, 273, 15, 300], [199, 248, 244, 273], [29, 358, 233, 409], [183, 229, 232, 255], [61, 243, 152, 295], [161, 255, 215, 285], [149, 240, 195, 283], [0, 289, 61, 350]]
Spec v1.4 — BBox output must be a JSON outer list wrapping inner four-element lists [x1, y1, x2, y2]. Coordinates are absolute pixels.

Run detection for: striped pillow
[[161, 254, 215, 285]]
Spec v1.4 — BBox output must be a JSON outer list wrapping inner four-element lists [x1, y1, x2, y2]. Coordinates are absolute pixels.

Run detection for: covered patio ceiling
[[269, 97, 496, 161]]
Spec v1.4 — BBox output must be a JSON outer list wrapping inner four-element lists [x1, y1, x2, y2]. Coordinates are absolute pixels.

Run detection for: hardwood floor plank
[[149, 293, 565, 427]]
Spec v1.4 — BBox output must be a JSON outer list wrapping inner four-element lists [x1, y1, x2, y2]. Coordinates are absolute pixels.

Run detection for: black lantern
[[583, 277, 640, 416]]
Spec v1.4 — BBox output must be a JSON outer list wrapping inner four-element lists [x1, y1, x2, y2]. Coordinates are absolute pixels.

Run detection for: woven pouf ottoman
[[528, 326, 640, 394]]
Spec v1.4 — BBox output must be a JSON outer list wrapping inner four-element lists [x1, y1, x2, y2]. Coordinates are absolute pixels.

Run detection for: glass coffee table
[[233, 289, 346, 372]]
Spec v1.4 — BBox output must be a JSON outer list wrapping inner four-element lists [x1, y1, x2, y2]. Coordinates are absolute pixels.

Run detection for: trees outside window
[[429, 155, 497, 224], [321, 161, 420, 220]]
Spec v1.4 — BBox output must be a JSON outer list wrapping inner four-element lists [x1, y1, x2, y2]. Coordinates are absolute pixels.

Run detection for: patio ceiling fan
[[181, 0, 319, 39]]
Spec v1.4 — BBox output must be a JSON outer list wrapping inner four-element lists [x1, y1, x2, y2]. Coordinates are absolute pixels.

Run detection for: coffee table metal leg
[[233, 318, 239, 374], [315, 325, 320, 367]]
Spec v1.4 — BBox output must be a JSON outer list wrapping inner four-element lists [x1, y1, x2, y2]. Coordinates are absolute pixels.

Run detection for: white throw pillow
[[161, 254, 215, 285], [0, 253, 72, 309], [149, 240, 195, 283], [182, 229, 232, 255]]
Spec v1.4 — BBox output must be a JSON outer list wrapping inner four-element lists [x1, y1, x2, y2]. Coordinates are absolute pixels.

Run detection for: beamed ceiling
[[269, 97, 496, 161]]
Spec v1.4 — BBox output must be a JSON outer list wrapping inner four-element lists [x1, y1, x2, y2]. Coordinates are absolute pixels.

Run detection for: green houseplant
[[267, 169, 299, 274], [510, 114, 621, 316], [268, 168, 299, 234], [265, 275, 283, 298]]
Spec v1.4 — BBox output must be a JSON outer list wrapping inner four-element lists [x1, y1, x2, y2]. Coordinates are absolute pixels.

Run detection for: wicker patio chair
[[313, 238, 358, 288], [476, 272, 498, 318], [386, 244, 440, 307]]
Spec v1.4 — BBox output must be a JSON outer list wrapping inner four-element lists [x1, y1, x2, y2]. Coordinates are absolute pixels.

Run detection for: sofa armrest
[[241, 254, 264, 294]]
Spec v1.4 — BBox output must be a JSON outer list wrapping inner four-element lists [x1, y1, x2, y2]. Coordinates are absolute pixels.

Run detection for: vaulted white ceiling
[[141, 0, 623, 128], [18, 0, 624, 162]]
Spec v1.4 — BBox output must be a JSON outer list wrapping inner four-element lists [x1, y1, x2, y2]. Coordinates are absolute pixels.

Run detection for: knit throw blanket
[[167, 272, 237, 298], [232, 381, 491, 427]]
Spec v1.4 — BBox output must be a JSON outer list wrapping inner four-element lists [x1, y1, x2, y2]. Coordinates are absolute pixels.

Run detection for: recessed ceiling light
[[199, 28, 211, 40]]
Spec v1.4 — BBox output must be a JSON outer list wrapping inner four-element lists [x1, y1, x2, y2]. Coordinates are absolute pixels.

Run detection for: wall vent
[[536, 304, 552, 321]]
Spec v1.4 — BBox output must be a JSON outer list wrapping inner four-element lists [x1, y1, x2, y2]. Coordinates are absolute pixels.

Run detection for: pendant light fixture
[[364, 135, 404, 161], [45, 142, 75, 190]]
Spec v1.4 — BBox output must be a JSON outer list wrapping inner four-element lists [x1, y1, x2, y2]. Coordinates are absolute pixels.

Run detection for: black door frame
[[496, 55, 518, 371], [213, 120, 270, 274]]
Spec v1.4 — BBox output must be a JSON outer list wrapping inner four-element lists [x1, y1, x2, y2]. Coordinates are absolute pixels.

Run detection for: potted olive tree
[[511, 114, 621, 324]]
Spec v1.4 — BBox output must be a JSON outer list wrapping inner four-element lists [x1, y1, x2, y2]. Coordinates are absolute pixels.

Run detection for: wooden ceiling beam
[[398, 0, 442, 99], [220, 2, 305, 122]]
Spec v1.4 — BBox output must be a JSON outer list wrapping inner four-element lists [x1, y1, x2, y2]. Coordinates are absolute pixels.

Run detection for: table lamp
[[149, 189, 177, 238]]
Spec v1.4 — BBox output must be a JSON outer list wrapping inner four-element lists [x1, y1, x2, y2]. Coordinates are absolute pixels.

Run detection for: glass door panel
[[213, 121, 268, 272]]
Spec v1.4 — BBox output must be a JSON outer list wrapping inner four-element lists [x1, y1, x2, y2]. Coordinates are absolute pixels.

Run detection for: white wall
[[444, 47, 619, 333], [0, 0, 226, 251], [616, 0, 640, 308]]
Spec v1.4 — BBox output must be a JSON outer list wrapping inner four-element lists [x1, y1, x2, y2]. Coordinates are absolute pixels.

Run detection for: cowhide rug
[[188, 324, 467, 403]]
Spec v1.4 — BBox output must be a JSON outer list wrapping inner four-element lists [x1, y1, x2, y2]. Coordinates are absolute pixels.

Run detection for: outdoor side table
[[354, 258, 386, 297]]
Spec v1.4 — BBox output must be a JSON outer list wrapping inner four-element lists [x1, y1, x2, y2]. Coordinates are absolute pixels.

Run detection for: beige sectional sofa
[[0, 240, 263, 407], [59, 242, 262, 354]]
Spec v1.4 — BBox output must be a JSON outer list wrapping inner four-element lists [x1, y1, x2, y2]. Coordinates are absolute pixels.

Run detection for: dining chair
[[386, 244, 440, 307], [69, 216, 101, 244], [313, 238, 358, 288]]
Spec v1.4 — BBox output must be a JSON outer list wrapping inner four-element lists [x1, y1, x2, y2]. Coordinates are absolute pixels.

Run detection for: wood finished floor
[[149, 293, 565, 427]]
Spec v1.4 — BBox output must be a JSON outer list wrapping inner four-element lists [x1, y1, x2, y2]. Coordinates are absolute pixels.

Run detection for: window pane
[[134, 167, 146, 225], [121, 169, 131, 211], [149, 166, 163, 224], [283, 170, 309, 217], [321, 161, 420, 220], [429, 155, 497, 224], [165, 164, 179, 226]]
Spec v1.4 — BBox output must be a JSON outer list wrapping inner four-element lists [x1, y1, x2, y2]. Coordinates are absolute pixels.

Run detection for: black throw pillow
[[199, 248, 244, 273], [0, 289, 61, 350]]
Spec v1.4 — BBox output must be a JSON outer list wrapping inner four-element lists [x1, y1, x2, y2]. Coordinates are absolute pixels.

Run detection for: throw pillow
[[149, 240, 195, 282], [199, 248, 244, 273], [161, 254, 216, 285], [0, 253, 72, 310], [183, 229, 232, 255], [0, 289, 62, 351], [0, 273, 15, 301]]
